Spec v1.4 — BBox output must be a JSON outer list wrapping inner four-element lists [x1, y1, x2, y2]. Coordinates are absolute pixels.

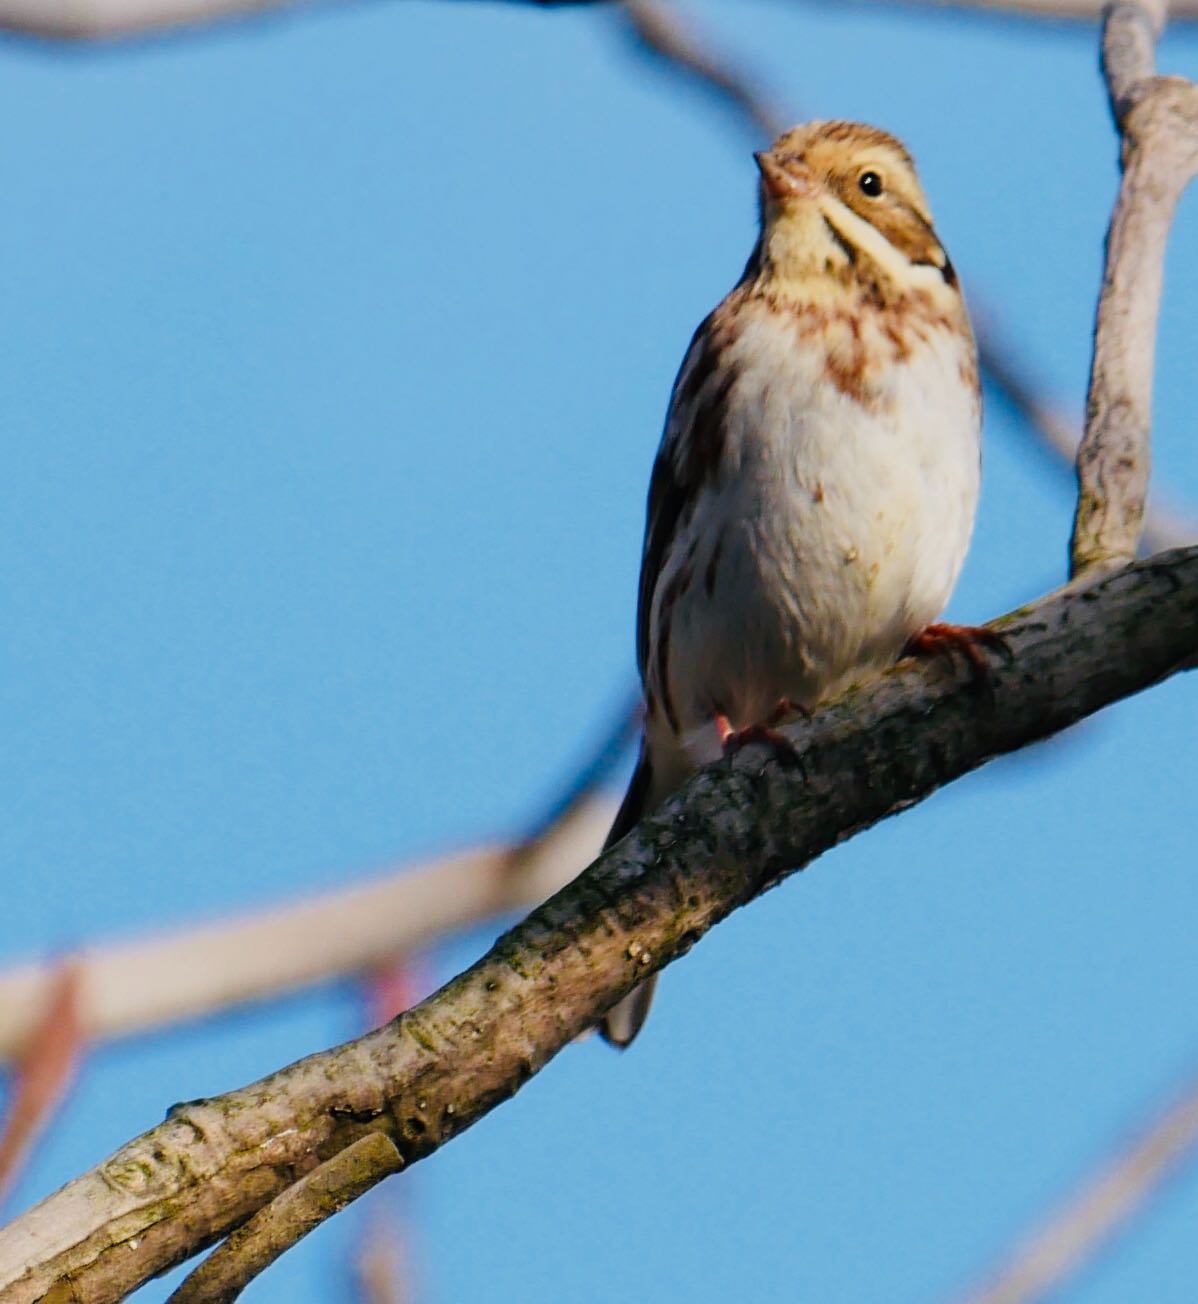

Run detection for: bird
[[599, 121, 984, 1048]]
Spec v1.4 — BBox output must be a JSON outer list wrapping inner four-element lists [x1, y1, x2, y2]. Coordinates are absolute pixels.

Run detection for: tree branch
[[0, 964, 84, 1208], [618, 0, 789, 141], [3, 0, 1198, 47], [166, 1133, 403, 1304], [1070, 0, 1198, 575], [1, 549, 1195, 1304], [956, 1066, 1198, 1304]]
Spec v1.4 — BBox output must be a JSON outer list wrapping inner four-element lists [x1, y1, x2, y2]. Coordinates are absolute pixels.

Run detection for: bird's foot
[[902, 622, 1009, 688], [714, 699, 807, 761]]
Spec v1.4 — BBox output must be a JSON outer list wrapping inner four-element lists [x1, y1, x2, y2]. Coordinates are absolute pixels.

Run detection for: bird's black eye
[[858, 171, 883, 197]]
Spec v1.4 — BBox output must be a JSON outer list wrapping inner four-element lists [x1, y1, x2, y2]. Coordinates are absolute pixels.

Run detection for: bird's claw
[[715, 702, 806, 763], [903, 622, 1009, 689]]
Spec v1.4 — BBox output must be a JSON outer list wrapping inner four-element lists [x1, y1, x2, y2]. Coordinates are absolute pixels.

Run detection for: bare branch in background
[[167, 1133, 404, 1304], [354, 1204, 411, 1304], [349, 970, 419, 1304], [2, 0, 1198, 46], [975, 313, 1193, 554], [957, 1067, 1198, 1304], [1, 550, 1196, 1304], [0, 964, 83, 1207], [0, 692, 634, 1066], [618, 0, 789, 140], [0, 0, 1189, 553], [0, 795, 615, 1066], [517, 687, 639, 846], [1070, 0, 1198, 574], [844, 0, 1198, 16]]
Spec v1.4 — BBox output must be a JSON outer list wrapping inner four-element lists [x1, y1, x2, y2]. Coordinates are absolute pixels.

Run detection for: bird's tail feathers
[[598, 747, 660, 1049]]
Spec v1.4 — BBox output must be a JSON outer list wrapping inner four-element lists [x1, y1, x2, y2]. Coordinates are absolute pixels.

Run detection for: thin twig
[[1070, 0, 1198, 574], [354, 1203, 410, 1304], [617, 0, 789, 141], [3, 0, 1198, 43], [167, 1132, 404, 1304], [1, 549, 1196, 1304], [517, 688, 639, 847], [0, 963, 84, 1208], [957, 1068, 1198, 1304], [976, 313, 1193, 553], [0, 795, 620, 1065]]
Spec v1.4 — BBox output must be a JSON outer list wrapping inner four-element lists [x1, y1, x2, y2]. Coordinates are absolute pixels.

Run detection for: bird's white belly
[[653, 316, 979, 764]]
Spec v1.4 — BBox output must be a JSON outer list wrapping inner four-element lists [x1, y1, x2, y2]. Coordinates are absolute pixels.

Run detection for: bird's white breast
[[648, 299, 980, 772]]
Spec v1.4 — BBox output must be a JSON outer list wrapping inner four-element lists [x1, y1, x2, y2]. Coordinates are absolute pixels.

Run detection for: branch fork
[[1071, 0, 1198, 575]]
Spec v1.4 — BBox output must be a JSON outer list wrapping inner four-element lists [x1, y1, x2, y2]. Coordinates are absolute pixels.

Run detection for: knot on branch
[[1121, 77, 1198, 175]]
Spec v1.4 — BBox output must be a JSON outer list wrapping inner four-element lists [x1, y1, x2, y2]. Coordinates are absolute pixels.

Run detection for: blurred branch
[[3, 0, 1198, 45], [841, 0, 1198, 15], [0, 696, 634, 1065], [2, 550, 1196, 1304], [0, 0, 298, 37], [518, 687, 639, 845], [617, 0, 789, 140], [167, 1132, 404, 1304], [0, 800, 614, 1065], [1070, 0, 1198, 574], [957, 1067, 1198, 1304], [977, 314, 1194, 553], [350, 972, 418, 1303], [354, 1205, 410, 1304], [0, 964, 83, 1208]]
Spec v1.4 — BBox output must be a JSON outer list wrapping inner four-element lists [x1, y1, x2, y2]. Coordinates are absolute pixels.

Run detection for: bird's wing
[[635, 309, 737, 683]]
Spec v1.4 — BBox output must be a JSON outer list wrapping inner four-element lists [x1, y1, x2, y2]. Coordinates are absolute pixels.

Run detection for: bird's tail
[[598, 747, 660, 1049]]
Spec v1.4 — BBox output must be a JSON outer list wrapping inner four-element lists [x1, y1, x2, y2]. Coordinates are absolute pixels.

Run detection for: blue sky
[[2, 1, 1197, 1300]]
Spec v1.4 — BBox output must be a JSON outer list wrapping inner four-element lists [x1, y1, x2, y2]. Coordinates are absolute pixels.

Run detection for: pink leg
[[715, 699, 807, 759]]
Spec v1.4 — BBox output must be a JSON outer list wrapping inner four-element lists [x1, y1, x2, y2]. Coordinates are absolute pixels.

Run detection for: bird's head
[[750, 121, 957, 307]]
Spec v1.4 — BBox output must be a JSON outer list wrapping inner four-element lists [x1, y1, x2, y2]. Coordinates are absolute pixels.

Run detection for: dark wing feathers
[[635, 312, 736, 683], [636, 446, 689, 682]]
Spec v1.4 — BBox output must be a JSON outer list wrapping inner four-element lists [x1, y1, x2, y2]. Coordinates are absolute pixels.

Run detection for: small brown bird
[[601, 121, 982, 1047]]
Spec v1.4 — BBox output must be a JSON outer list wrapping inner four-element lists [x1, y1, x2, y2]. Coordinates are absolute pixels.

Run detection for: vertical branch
[[1070, 0, 1198, 575]]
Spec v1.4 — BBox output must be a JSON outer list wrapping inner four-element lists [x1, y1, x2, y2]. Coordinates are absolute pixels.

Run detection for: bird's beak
[[754, 151, 816, 201]]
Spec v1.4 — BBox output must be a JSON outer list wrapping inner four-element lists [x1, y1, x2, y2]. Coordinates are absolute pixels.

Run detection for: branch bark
[[1070, 0, 1198, 575], [1, 549, 1195, 1304], [166, 1133, 403, 1304]]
